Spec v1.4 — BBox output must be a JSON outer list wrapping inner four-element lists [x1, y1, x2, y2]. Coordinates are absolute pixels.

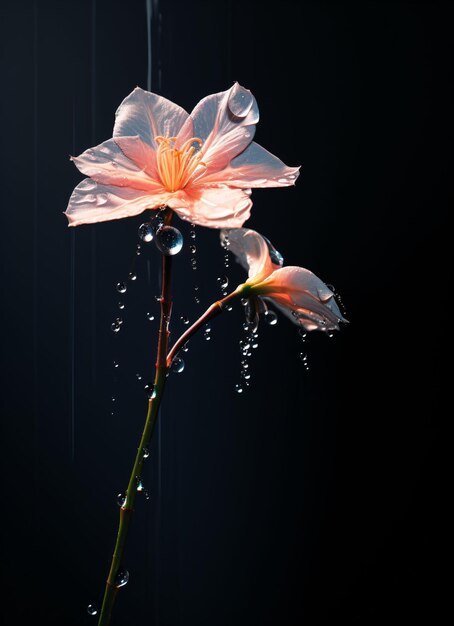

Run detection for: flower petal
[[221, 228, 274, 280], [259, 266, 346, 330], [71, 139, 162, 192], [65, 178, 169, 227], [179, 82, 259, 176], [113, 87, 189, 149], [113, 135, 158, 178], [167, 186, 252, 229], [201, 141, 300, 188]]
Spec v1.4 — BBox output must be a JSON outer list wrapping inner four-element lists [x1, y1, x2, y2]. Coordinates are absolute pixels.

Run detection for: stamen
[[155, 136, 206, 192]]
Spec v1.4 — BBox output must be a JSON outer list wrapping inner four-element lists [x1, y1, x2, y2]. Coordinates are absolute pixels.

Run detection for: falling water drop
[[235, 384, 243, 394], [136, 478, 144, 492], [217, 275, 229, 290], [115, 569, 130, 588], [111, 321, 121, 333], [155, 226, 183, 256], [298, 328, 307, 340], [146, 312, 155, 321], [180, 315, 189, 325], [203, 326, 211, 341], [128, 272, 137, 281], [136, 373, 142, 381], [87, 604, 98, 616], [189, 244, 196, 254], [118, 301, 125, 310], [171, 357, 185, 374], [143, 448, 150, 459], [138, 222, 154, 243], [136, 243, 142, 256], [299, 352, 308, 362], [264, 310, 278, 326], [116, 282, 127, 294], [113, 361, 119, 369]]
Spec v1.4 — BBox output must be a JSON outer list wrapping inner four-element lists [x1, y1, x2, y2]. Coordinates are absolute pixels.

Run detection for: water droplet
[[116, 282, 127, 294], [118, 301, 125, 310], [180, 315, 189, 325], [147, 312, 155, 322], [117, 492, 126, 507], [115, 569, 129, 588], [226, 304, 233, 312], [241, 370, 251, 380], [182, 342, 190, 352], [155, 295, 163, 302], [171, 357, 185, 374], [190, 244, 196, 254], [203, 326, 211, 341], [298, 329, 307, 340], [113, 361, 119, 369], [299, 352, 308, 362], [262, 236, 284, 267], [252, 342, 258, 349], [143, 448, 150, 459], [139, 222, 154, 243], [328, 333, 334, 338], [136, 478, 144, 492], [136, 373, 142, 381], [87, 604, 98, 616], [111, 321, 121, 333], [190, 230, 196, 240], [217, 275, 229, 290], [155, 226, 183, 256], [235, 384, 243, 394], [128, 272, 137, 281], [241, 298, 248, 307], [144, 383, 156, 399], [264, 310, 278, 325]]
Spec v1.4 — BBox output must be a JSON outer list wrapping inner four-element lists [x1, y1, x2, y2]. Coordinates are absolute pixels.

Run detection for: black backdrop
[[0, 1, 451, 625]]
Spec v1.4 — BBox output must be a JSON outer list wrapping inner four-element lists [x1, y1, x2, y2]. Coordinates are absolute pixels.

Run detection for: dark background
[[0, 1, 451, 624]]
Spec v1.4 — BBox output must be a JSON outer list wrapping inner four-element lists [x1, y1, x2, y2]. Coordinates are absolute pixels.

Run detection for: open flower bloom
[[65, 83, 299, 229], [222, 228, 347, 331]]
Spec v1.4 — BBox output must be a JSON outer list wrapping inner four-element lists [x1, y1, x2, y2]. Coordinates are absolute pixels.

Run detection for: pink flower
[[65, 83, 299, 229], [222, 228, 347, 331]]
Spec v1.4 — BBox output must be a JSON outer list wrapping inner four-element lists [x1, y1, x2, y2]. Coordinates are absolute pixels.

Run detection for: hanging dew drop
[[138, 222, 154, 243], [171, 357, 185, 374], [115, 569, 130, 588], [264, 310, 278, 325], [144, 383, 156, 399], [155, 226, 183, 256], [116, 282, 127, 294], [136, 478, 144, 492], [87, 604, 98, 616], [117, 493, 126, 507]]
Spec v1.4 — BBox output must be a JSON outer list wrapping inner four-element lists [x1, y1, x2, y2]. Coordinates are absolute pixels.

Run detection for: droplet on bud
[[155, 226, 183, 256]]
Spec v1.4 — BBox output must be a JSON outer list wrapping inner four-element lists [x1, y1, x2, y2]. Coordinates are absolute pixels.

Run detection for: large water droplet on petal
[[139, 222, 154, 243], [155, 226, 183, 256], [115, 569, 129, 588], [228, 83, 254, 118]]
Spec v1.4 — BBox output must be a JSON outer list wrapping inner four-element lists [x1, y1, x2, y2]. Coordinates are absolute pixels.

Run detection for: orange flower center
[[155, 136, 205, 192]]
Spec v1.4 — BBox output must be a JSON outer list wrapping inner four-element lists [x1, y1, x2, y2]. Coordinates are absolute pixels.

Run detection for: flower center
[[155, 136, 205, 192]]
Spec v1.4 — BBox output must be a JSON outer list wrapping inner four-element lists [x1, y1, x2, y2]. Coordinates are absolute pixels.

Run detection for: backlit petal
[[65, 178, 169, 227], [72, 139, 162, 192], [114, 135, 158, 178], [221, 228, 274, 280], [179, 82, 259, 176], [201, 141, 300, 188], [167, 186, 252, 229], [113, 87, 189, 149]]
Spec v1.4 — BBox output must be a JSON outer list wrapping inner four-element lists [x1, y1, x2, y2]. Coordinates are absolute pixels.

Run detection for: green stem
[[97, 250, 173, 626]]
